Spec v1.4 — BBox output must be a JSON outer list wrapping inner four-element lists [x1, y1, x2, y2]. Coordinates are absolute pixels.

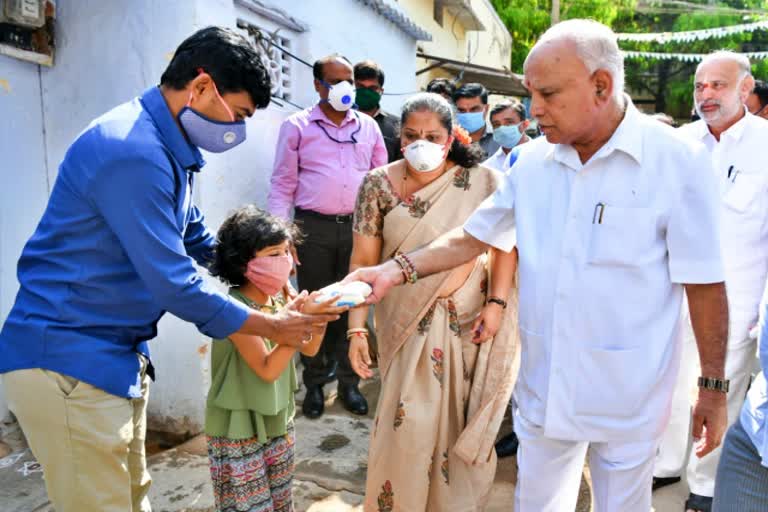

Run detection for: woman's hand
[[471, 303, 504, 344], [349, 335, 374, 379]]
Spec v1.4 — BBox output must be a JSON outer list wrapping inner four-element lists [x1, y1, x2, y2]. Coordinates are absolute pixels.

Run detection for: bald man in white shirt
[[654, 51, 768, 512], [344, 20, 728, 512]]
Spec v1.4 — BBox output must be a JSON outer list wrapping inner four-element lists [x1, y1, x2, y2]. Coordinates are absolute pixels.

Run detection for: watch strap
[[698, 376, 730, 393]]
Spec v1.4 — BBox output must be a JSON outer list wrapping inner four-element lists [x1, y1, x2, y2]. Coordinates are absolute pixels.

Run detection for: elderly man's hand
[[691, 388, 728, 458], [342, 260, 404, 304]]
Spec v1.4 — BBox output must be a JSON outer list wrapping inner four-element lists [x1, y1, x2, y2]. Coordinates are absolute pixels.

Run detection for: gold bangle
[[346, 328, 369, 340]]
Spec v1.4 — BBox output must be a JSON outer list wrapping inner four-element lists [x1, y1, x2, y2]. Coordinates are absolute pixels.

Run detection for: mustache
[[697, 100, 721, 109]]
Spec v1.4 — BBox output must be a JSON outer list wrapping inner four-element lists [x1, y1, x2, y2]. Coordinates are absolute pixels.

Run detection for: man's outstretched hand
[[342, 260, 404, 305], [268, 291, 343, 347]]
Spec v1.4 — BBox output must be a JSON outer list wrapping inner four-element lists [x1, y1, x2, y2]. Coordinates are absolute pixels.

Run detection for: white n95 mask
[[321, 79, 356, 112], [403, 140, 447, 172]]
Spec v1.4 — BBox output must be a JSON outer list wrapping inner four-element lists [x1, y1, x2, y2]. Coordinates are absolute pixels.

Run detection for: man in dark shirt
[[354, 60, 401, 163], [453, 82, 500, 158], [0, 27, 338, 512], [426, 77, 456, 102]]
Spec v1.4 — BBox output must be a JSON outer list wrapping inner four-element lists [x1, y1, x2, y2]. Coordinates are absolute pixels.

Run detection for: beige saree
[[354, 162, 519, 512]]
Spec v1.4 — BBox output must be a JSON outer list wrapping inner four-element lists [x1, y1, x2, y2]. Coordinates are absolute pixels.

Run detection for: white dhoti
[[515, 414, 660, 512]]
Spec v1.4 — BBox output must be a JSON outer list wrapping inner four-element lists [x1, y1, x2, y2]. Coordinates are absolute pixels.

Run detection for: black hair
[[401, 93, 485, 169], [426, 78, 455, 98], [490, 100, 527, 122], [354, 60, 385, 87], [210, 205, 302, 287], [313, 53, 353, 81], [753, 79, 768, 109], [160, 26, 271, 109], [452, 83, 488, 104]]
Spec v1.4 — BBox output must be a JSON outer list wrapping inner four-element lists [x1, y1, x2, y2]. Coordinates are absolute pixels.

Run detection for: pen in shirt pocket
[[592, 202, 605, 224]]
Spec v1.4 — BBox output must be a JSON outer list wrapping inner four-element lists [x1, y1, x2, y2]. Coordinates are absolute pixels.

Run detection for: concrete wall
[[0, 0, 418, 432], [400, 0, 512, 91]]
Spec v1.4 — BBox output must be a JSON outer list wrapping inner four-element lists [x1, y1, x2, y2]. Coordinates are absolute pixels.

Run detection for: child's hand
[[303, 291, 350, 315], [282, 281, 298, 300], [471, 303, 504, 344]]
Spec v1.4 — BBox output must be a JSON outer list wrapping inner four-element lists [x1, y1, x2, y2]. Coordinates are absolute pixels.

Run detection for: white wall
[[0, 0, 418, 431], [287, 0, 419, 116]]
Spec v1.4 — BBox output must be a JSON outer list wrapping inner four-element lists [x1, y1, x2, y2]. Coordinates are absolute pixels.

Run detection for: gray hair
[[526, 19, 625, 102], [400, 92, 454, 132], [698, 50, 752, 78]]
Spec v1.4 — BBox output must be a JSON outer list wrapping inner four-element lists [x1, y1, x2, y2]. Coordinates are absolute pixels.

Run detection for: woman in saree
[[346, 93, 519, 511]]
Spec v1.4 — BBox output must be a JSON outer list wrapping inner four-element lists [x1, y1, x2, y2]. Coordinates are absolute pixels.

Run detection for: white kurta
[[654, 111, 768, 496], [464, 101, 725, 443], [679, 112, 768, 346]]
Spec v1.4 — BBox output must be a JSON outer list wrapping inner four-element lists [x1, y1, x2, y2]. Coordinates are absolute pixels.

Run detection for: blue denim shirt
[[0, 87, 250, 398], [741, 285, 768, 467]]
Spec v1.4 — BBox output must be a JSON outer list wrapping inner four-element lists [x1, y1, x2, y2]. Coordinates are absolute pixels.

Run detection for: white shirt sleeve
[[666, 142, 725, 284], [464, 167, 517, 252]]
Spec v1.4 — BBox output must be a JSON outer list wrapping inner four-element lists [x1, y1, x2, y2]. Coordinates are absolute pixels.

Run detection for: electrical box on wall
[[1, 0, 46, 28], [0, 0, 55, 66]]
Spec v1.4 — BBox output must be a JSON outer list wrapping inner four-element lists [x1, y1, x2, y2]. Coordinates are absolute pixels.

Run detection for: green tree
[[491, 0, 637, 72], [491, 0, 768, 117]]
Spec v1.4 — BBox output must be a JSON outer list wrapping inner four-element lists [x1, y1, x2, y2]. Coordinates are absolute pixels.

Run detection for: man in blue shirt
[[0, 27, 339, 512]]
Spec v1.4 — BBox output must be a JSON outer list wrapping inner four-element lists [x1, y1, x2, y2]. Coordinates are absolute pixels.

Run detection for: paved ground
[[1, 374, 690, 511]]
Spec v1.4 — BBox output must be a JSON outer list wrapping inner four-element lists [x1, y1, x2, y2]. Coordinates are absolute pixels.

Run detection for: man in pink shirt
[[269, 54, 387, 418]]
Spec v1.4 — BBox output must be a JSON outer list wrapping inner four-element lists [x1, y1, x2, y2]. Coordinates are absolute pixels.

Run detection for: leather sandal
[[684, 492, 712, 512], [652, 476, 681, 491]]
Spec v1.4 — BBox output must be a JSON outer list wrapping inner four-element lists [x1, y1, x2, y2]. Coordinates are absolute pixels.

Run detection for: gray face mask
[[178, 83, 247, 153]]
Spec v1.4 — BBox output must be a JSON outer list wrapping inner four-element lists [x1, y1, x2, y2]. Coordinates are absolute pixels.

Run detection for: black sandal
[[652, 476, 681, 491], [684, 492, 712, 512]]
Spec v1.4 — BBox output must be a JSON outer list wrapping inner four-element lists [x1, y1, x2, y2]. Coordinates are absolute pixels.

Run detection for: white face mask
[[403, 140, 447, 172], [322, 79, 356, 112]]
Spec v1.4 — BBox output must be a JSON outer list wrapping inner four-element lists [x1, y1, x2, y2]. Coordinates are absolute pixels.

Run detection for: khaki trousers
[[3, 360, 151, 512]]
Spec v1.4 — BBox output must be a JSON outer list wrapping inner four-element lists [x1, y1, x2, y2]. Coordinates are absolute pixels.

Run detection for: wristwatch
[[697, 376, 730, 393], [487, 296, 507, 309]]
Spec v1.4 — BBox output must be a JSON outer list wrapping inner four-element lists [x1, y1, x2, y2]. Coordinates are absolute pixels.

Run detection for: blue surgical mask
[[456, 111, 486, 133], [492, 123, 524, 149], [178, 81, 246, 153]]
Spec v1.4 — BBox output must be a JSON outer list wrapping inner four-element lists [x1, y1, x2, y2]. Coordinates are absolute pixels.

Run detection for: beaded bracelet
[[394, 253, 418, 284], [400, 253, 418, 283]]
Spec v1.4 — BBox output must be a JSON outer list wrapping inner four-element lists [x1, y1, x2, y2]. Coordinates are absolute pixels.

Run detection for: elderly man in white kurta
[[654, 51, 768, 512], [345, 19, 729, 512]]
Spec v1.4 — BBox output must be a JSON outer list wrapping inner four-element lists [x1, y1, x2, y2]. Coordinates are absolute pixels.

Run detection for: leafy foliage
[[490, 0, 768, 117]]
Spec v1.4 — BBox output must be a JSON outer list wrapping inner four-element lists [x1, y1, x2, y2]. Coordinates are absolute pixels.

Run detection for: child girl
[[205, 205, 342, 512]]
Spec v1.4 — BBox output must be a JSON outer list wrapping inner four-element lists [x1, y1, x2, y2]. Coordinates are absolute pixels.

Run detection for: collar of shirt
[[309, 103, 359, 129], [483, 146, 509, 171], [139, 86, 205, 172], [689, 107, 753, 145], [549, 96, 643, 171]]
